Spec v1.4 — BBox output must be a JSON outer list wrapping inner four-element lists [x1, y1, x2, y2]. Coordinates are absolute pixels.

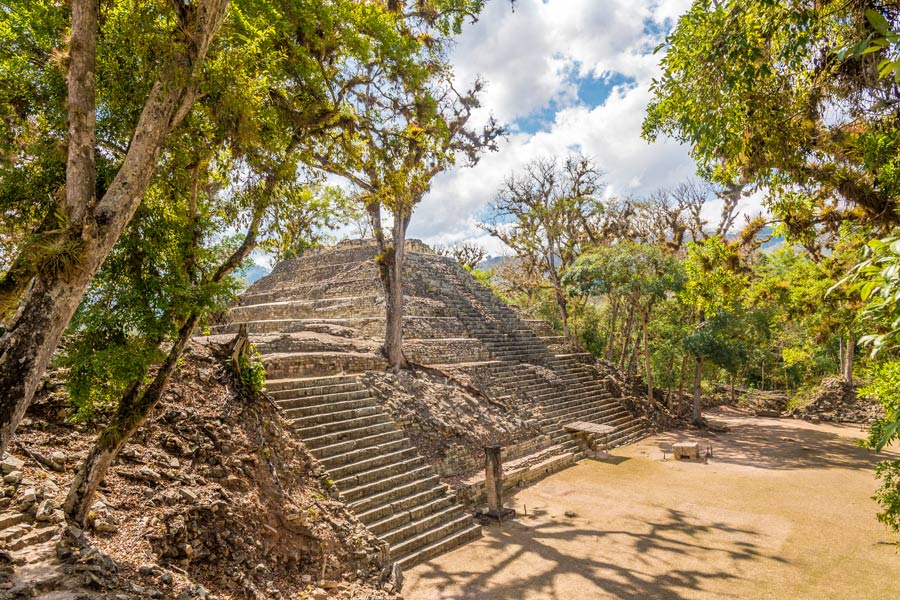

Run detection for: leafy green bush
[[576, 304, 606, 357], [873, 461, 900, 535], [856, 359, 900, 537], [860, 360, 900, 451], [232, 347, 266, 397]]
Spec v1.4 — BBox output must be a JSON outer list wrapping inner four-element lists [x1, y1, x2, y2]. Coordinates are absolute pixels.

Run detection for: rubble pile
[[1, 342, 398, 599], [791, 377, 884, 424], [362, 369, 540, 473]]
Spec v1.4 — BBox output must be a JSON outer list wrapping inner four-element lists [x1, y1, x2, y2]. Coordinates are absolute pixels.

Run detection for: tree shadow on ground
[[411, 506, 784, 600], [651, 409, 898, 472]]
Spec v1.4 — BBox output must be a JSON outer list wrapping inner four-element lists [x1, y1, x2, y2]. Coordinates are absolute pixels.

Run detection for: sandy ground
[[405, 408, 900, 600]]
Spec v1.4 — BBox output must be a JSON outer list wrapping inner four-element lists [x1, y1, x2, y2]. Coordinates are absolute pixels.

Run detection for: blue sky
[[405, 0, 761, 255]]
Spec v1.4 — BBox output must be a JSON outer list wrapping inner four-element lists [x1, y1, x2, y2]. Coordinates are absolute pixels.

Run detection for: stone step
[[6, 524, 57, 551], [0, 511, 30, 530], [264, 352, 387, 378], [259, 261, 375, 283], [335, 456, 427, 491], [239, 277, 378, 304], [0, 522, 32, 544], [349, 474, 444, 515], [541, 403, 621, 425], [229, 296, 382, 321], [541, 399, 622, 421], [270, 383, 368, 402], [327, 446, 419, 481], [293, 413, 391, 439], [317, 438, 409, 471], [613, 428, 649, 447], [538, 381, 607, 396], [311, 429, 407, 460], [548, 414, 635, 439], [355, 483, 451, 525], [380, 504, 467, 546], [303, 422, 398, 451], [366, 495, 456, 536], [210, 317, 384, 337], [279, 396, 375, 418], [340, 465, 433, 503], [609, 421, 647, 442], [265, 374, 360, 392], [392, 515, 480, 566], [288, 405, 381, 428]]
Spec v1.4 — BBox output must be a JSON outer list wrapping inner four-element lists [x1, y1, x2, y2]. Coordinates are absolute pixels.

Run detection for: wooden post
[[485, 445, 503, 513]]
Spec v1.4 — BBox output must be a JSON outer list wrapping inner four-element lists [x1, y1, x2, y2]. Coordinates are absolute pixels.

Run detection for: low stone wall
[[230, 296, 384, 322], [264, 352, 388, 379], [404, 338, 493, 365]]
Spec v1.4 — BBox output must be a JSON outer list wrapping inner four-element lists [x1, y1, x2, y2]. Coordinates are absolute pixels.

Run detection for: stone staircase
[[267, 373, 480, 570], [406, 252, 647, 463]]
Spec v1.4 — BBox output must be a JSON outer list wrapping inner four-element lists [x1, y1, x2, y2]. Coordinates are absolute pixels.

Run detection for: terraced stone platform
[[204, 239, 647, 569]]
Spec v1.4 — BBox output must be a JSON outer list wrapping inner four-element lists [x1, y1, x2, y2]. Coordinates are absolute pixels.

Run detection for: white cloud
[[409, 0, 701, 250]]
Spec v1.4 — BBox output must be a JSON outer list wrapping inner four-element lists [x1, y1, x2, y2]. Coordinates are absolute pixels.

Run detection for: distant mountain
[[477, 255, 512, 271], [240, 264, 270, 285]]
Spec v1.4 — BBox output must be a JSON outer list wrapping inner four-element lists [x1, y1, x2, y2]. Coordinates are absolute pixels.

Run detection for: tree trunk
[[546, 257, 570, 338], [677, 352, 687, 407], [370, 203, 409, 372], [65, 0, 98, 225], [692, 355, 703, 424], [641, 310, 653, 403], [619, 306, 634, 370], [65, 314, 200, 524], [555, 286, 571, 338], [384, 211, 410, 372], [0, 0, 229, 457], [691, 308, 705, 424], [626, 324, 639, 379], [605, 296, 619, 362], [840, 335, 854, 384]]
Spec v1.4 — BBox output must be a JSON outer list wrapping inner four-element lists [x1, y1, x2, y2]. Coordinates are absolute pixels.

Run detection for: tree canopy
[[644, 1, 900, 242]]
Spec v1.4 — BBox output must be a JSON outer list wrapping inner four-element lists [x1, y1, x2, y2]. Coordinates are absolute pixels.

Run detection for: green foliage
[[465, 266, 492, 288], [567, 241, 685, 304], [684, 309, 749, 375], [65, 338, 160, 421], [645, 1, 900, 235], [575, 303, 606, 358], [232, 347, 267, 397], [872, 460, 900, 536], [32, 0, 479, 418], [860, 360, 900, 451], [59, 193, 241, 418], [848, 237, 900, 355], [860, 348, 900, 537], [682, 236, 747, 313], [838, 9, 900, 83], [260, 185, 358, 261]]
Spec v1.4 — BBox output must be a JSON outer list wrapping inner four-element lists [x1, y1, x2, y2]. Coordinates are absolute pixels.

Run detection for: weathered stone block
[[673, 442, 699, 460]]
